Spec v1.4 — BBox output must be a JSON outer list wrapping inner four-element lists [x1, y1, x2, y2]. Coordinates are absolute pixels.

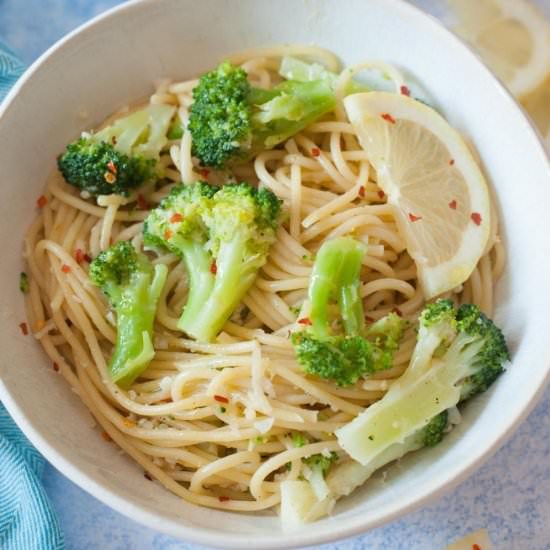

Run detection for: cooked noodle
[[22, 46, 505, 513]]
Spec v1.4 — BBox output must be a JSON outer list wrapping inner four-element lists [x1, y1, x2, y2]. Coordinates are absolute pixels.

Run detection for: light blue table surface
[[2, 1, 550, 548]]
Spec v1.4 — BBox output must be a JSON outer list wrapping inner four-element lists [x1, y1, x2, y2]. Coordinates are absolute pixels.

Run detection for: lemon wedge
[[448, 0, 550, 99], [345, 92, 490, 299]]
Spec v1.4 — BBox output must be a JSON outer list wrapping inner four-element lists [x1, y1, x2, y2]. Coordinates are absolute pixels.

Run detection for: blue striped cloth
[[0, 44, 65, 550], [0, 405, 64, 549], [0, 41, 25, 100]]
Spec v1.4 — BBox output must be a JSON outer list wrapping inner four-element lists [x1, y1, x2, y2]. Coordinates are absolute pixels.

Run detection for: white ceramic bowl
[[1, 0, 550, 548]]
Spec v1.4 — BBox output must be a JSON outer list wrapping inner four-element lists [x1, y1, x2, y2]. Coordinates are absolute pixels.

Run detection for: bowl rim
[[1, 0, 550, 548]]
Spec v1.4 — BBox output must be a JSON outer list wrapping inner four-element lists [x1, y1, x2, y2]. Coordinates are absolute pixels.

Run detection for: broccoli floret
[[303, 452, 339, 476], [302, 451, 339, 501], [144, 181, 282, 342], [366, 312, 406, 371], [291, 432, 308, 448], [291, 237, 406, 386], [420, 298, 456, 328], [58, 104, 176, 196], [336, 300, 509, 465], [455, 303, 510, 400], [188, 62, 336, 168], [404, 299, 458, 383], [419, 410, 448, 447], [167, 115, 184, 140], [292, 332, 375, 387], [90, 241, 167, 387]]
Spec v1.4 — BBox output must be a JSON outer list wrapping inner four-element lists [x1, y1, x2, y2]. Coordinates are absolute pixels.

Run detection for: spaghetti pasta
[[22, 46, 505, 515]]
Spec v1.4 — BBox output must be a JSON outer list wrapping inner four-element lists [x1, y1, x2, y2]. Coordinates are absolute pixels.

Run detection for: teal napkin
[[0, 43, 64, 550], [0, 40, 25, 101], [0, 405, 64, 550]]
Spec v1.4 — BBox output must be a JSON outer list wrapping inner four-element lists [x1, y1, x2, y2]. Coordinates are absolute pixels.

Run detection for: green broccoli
[[19, 272, 29, 294], [291, 334, 375, 387], [366, 312, 406, 372], [291, 432, 308, 448], [58, 104, 176, 196], [302, 451, 339, 501], [167, 114, 184, 140], [278, 56, 368, 95], [188, 62, 336, 168], [291, 237, 406, 386], [336, 299, 509, 465], [89, 241, 168, 387], [420, 410, 449, 447], [143, 181, 282, 342], [326, 411, 448, 498], [455, 303, 510, 399], [303, 452, 339, 476]]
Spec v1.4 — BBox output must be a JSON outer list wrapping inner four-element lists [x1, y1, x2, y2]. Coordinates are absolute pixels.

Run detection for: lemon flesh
[[345, 92, 491, 298], [449, 0, 550, 99]]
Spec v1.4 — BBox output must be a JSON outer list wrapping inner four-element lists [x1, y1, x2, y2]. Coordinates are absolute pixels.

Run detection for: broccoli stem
[[309, 237, 367, 339], [327, 434, 422, 498], [327, 413, 447, 498], [178, 231, 258, 342], [336, 333, 484, 465], [252, 80, 336, 149], [110, 264, 167, 387], [336, 243, 366, 337], [176, 241, 216, 336], [144, 182, 281, 343]]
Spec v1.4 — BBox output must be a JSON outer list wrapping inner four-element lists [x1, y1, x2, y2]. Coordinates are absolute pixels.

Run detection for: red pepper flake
[[218, 496, 230, 502], [199, 168, 210, 178], [472, 545, 481, 550], [36, 195, 48, 209], [61, 264, 71, 274], [164, 229, 173, 240], [408, 213, 422, 222], [400, 85, 411, 97], [214, 394, 229, 404], [365, 315, 375, 323], [449, 159, 455, 166], [84, 253, 92, 263], [448, 199, 457, 210], [358, 186, 365, 198], [392, 307, 403, 317], [298, 317, 312, 326], [106, 160, 118, 174], [101, 430, 112, 442], [19, 322, 28, 336], [74, 248, 86, 263], [111, 136, 117, 145], [471, 212, 482, 226], [377, 190, 385, 199], [170, 213, 183, 223], [160, 398, 172, 403], [210, 262, 217, 275], [311, 147, 321, 157], [136, 194, 149, 210], [53, 362, 59, 372], [144, 472, 153, 481], [381, 113, 396, 124]]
